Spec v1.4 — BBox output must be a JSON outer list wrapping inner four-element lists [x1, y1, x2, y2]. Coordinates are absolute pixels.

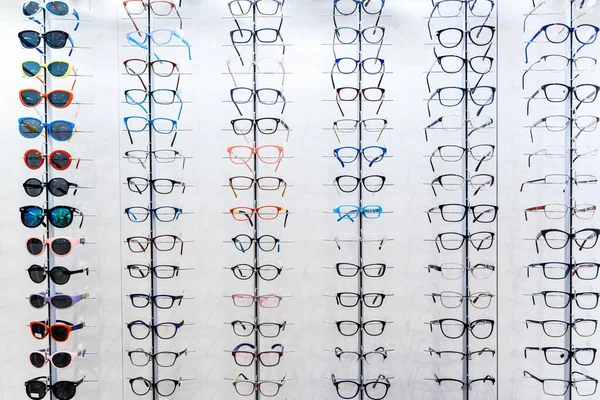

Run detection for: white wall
[[0, 0, 599, 399]]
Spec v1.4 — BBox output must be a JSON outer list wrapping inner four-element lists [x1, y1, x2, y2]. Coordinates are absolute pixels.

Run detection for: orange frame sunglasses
[[30, 320, 85, 342], [229, 205, 288, 227], [19, 89, 74, 109], [227, 145, 284, 172]]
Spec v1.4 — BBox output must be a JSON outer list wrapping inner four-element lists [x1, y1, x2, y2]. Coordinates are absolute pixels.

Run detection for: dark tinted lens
[[48, 92, 71, 107], [48, 178, 70, 196], [49, 207, 73, 228], [52, 381, 76, 400], [30, 294, 46, 308], [49, 267, 71, 285], [51, 238, 72, 255], [50, 325, 69, 341], [26, 238, 45, 255], [24, 178, 44, 197], [48, 61, 69, 77], [50, 151, 70, 170], [22, 61, 42, 77], [21, 206, 44, 227], [26, 380, 47, 397], [20, 118, 42, 138], [25, 150, 43, 169], [29, 352, 46, 368], [45, 31, 68, 48], [19, 30, 40, 48], [49, 121, 73, 141], [47, 1, 69, 16], [21, 90, 41, 106], [28, 265, 46, 283], [22, 1, 41, 16], [51, 352, 72, 368], [51, 295, 73, 308], [31, 322, 48, 338]]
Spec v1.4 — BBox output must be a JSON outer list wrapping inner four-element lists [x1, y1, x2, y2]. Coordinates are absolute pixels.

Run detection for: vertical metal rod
[[357, 5, 364, 400], [146, 7, 158, 400], [252, 6, 260, 400], [462, 5, 470, 400], [494, 2, 499, 396]]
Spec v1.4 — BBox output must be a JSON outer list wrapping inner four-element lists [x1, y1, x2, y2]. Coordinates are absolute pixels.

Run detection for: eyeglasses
[[428, 318, 494, 339], [231, 293, 283, 308], [127, 348, 188, 367], [431, 173, 495, 196], [527, 145, 598, 167], [125, 89, 183, 114], [129, 377, 183, 397], [24, 149, 76, 171], [126, 235, 184, 255], [525, 23, 599, 63], [230, 27, 286, 59], [335, 292, 388, 308], [531, 291, 600, 310], [30, 319, 85, 342], [229, 176, 287, 197], [429, 291, 494, 309], [435, 25, 495, 48], [333, 26, 385, 59], [428, 0, 495, 39], [529, 115, 599, 142], [230, 263, 283, 280], [525, 204, 596, 220], [333, 146, 387, 167], [29, 349, 86, 369], [126, 320, 185, 340], [434, 231, 495, 252], [429, 144, 495, 172], [524, 370, 598, 397], [522, 55, 597, 88], [19, 30, 74, 56], [123, 116, 178, 146], [331, 58, 385, 85], [429, 374, 496, 391], [336, 320, 388, 336], [424, 115, 493, 141], [125, 149, 186, 169], [525, 346, 597, 366], [526, 262, 600, 280], [123, 0, 183, 30], [230, 320, 287, 338], [427, 346, 496, 360], [228, 0, 285, 16], [334, 205, 383, 222], [334, 175, 386, 193], [230, 118, 290, 140], [427, 86, 496, 117], [26, 237, 84, 257], [20, 205, 84, 229], [335, 263, 387, 277], [128, 294, 183, 309], [330, 374, 390, 400], [520, 174, 597, 191], [232, 234, 281, 253], [126, 29, 191, 60], [25, 377, 84, 400], [21, 60, 77, 89], [125, 206, 182, 223], [230, 87, 287, 116], [19, 89, 73, 108], [334, 347, 388, 365], [333, 118, 388, 142], [22, 1, 80, 30], [232, 373, 286, 397], [28, 265, 89, 285], [427, 204, 498, 223], [535, 228, 600, 253], [19, 118, 75, 142], [229, 206, 288, 227], [426, 47, 494, 91], [526, 83, 599, 114], [123, 59, 181, 91], [232, 343, 284, 367], [336, 87, 385, 116], [227, 145, 284, 172], [126, 177, 186, 194], [126, 264, 181, 279], [525, 318, 598, 337], [426, 263, 495, 280], [29, 292, 89, 309]]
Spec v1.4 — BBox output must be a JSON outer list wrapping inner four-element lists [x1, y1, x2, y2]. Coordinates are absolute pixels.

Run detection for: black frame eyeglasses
[[525, 346, 597, 366], [434, 231, 495, 252], [126, 264, 181, 279], [127, 348, 188, 367], [428, 346, 496, 360], [526, 83, 599, 114], [230, 263, 283, 281], [331, 374, 391, 400], [427, 85, 496, 117], [231, 234, 280, 253], [335, 292, 388, 308], [334, 175, 386, 193], [336, 319, 389, 336], [230, 320, 287, 338], [429, 144, 495, 172], [435, 25, 496, 48], [333, 0, 385, 29], [534, 228, 600, 253], [428, 0, 495, 39], [129, 377, 183, 397], [126, 177, 186, 194], [427, 204, 498, 223], [428, 374, 496, 391], [428, 318, 495, 339], [128, 293, 184, 309], [530, 290, 600, 310], [526, 261, 600, 280], [334, 346, 388, 365], [431, 173, 495, 196], [335, 262, 387, 277], [426, 46, 494, 92], [525, 318, 598, 338], [524, 370, 598, 397]]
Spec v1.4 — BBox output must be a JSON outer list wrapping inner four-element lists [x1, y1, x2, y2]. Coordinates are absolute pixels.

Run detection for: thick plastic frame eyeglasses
[[230, 24, 286, 60], [434, 25, 496, 49], [126, 320, 185, 340], [426, 45, 494, 92], [330, 374, 391, 400], [428, 318, 495, 339], [128, 293, 184, 309], [232, 343, 284, 367], [526, 83, 599, 115], [534, 228, 600, 253], [126, 177, 186, 195], [124, 116, 179, 147], [227, 145, 284, 172], [229, 206, 288, 227], [336, 87, 385, 116], [230, 87, 287, 116], [333, 0, 385, 29], [334, 146, 387, 167], [229, 176, 287, 198], [126, 264, 181, 279], [427, 203, 498, 223], [123, 59, 181, 91], [524, 346, 597, 366], [334, 205, 383, 222], [125, 206, 183, 223], [526, 261, 600, 280], [525, 318, 598, 338], [231, 234, 281, 253], [530, 290, 600, 310], [335, 263, 387, 277], [230, 320, 287, 338], [230, 263, 283, 280], [427, 0, 495, 39], [232, 373, 287, 397], [128, 377, 183, 397], [525, 23, 599, 63], [127, 348, 188, 367], [434, 231, 495, 252]]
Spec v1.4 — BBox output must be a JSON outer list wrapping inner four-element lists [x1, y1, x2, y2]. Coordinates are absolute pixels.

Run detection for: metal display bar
[[357, 6, 365, 400]]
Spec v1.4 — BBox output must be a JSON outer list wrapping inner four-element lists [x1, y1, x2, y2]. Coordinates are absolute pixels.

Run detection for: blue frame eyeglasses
[[525, 23, 599, 63], [126, 29, 192, 60], [334, 205, 383, 222], [333, 146, 387, 167]]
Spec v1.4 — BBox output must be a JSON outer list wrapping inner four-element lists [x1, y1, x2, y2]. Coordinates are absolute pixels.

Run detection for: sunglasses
[[231, 293, 282, 308], [30, 319, 85, 342], [126, 264, 181, 279], [127, 348, 188, 367], [23, 177, 78, 197], [29, 349, 86, 369], [18, 30, 74, 56], [25, 376, 84, 400], [230, 320, 287, 338], [126, 177, 186, 194], [24, 149, 77, 171], [26, 237, 85, 257], [29, 292, 89, 309], [125, 206, 182, 223], [20, 89, 74, 108], [20, 205, 84, 229], [28, 265, 89, 285], [232, 343, 284, 367], [227, 145, 284, 172], [126, 319, 185, 340], [22, 1, 80, 31], [21, 60, 77, 88], [19, 118, 75, 141], [126, 235, 184, 255], [230, 263, 283, 280], [128, 293, 184, 309], [123, 0, 183, 30]]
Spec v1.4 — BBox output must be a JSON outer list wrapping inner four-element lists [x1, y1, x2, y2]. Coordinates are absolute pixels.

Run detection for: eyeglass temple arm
[[125, 9, 140, 32], [535, 231, 543, 253], [336, 94, 346, 116], [425, 59, 437, 93], [525, 29, 543, 63], [427, 7, 436, 40], [522, 59, 541, 90], [426, 90, 437, 117]]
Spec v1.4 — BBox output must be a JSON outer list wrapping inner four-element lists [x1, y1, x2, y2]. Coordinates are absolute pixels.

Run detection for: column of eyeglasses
[[121, 1, 195, 398], [424, 0, 498, 397], [521, 1, 600, 397], [225, 1, 291, 399], [326, 2, 394, 400], [19, 2, 95, 400]]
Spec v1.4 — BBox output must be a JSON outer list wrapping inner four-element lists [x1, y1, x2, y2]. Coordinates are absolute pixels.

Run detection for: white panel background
[[0, 0, 599, 399]]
